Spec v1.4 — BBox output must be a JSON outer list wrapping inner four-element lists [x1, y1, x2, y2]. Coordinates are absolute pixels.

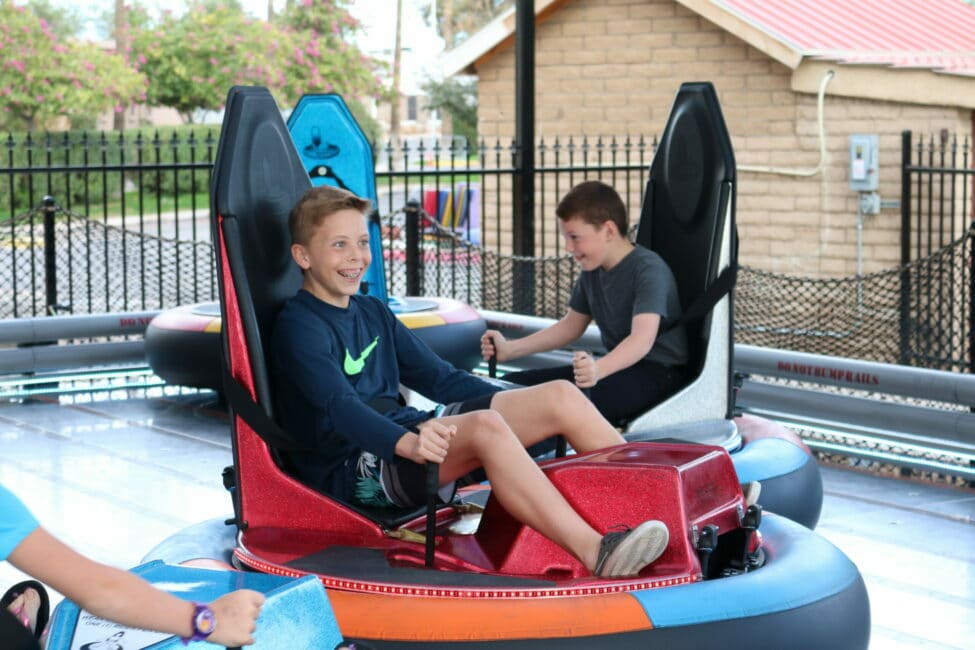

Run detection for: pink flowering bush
[[130, 5, 279, 122], [0, 3, 146, 130], [275, 0, 388, 106]]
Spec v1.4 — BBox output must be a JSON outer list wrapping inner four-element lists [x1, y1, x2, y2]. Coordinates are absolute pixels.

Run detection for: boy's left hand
[[572, 351, 599, 388]]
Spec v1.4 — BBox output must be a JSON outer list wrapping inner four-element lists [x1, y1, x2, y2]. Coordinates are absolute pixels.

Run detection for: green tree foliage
[[418, 0, 501, 145], [129, 0, 386, 122], [345, 98, 384, 147], [274, 0, 390, 105], [0, 3, 147, 131], [129, 4, 283, 122], [22, 0, 83, 39], [95, 1, 153, 41], [421, 76, 478, 146]]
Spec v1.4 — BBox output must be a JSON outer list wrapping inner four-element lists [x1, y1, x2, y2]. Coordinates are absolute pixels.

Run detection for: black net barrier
[[736, 230, 973, 372], [0, 204, 216, 319], [2, 203, 971, 373]]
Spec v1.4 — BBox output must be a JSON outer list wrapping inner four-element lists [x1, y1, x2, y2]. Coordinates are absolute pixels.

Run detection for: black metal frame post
[[42, 195, 57, 314], [900, 131, 912, 365], [969, 218, 975, 374], [404, 199, 422, 296], [512, 0, 536, 314]]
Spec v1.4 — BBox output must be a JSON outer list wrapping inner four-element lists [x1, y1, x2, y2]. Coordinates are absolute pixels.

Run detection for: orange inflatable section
[[329, 589, 653, 642]]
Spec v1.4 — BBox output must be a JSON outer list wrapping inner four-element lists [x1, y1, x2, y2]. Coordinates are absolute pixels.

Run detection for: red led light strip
[[234, 550, 697, 598]]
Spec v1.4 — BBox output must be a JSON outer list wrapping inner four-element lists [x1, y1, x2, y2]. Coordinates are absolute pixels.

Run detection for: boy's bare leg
[[434, 409, 604, 571], [488, 380, 624, 452]]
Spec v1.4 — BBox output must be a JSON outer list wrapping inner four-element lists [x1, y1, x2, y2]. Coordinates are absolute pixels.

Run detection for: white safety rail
[[0, 311, 162, 398], [735, 345, 975, 482], [482, 310, 975, 482], [3, 309, 974, 483]]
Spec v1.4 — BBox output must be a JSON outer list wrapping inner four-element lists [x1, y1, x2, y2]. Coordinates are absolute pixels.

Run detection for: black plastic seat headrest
[[210, 86, 309, 411]]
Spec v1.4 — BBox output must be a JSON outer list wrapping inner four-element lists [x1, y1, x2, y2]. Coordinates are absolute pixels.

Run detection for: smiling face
[[291, 207, 371, 307], [560, 215, 615, 271]]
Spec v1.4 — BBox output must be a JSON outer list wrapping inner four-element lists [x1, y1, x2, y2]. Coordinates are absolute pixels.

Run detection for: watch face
[[195, 607, 216, 636]]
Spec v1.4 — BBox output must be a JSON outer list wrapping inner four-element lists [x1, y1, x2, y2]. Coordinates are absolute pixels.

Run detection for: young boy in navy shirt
[[482, 180, 688, 424], [271, 185, 669, 578]]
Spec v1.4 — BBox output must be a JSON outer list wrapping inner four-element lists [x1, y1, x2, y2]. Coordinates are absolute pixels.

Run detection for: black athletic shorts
[[352, 392, 495, 509]]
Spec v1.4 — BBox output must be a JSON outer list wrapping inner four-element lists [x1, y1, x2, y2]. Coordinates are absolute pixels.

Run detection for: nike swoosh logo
[[344, 337, 379, 375]]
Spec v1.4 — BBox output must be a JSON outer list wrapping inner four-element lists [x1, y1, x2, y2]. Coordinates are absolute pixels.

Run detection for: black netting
[[387, 214, 974, 372], [737, 230, 973, 371], [380, 212, 577, 319], [0, 205, 215, 319], [3, 202, 972, 373], [479, 254, 577, 319]]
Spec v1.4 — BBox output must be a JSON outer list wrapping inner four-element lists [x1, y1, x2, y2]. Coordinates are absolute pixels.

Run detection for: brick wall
[[474, 0, 972, 277]]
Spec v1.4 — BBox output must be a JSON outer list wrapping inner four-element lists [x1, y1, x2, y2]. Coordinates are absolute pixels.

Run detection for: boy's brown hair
[[289, 185, 371, 246], [555, 180, 628, 236]]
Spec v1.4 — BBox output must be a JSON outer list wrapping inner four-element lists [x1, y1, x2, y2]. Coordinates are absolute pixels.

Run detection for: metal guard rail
[[0, 312, 166, 399], [1, 310, 972, 480], [735, 345, 975, 481], [483, 311, 975, 481], [0, 311, 158, 375]]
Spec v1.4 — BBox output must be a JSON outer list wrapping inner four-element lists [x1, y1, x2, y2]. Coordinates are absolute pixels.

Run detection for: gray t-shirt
[[569, 245, 688, 366]]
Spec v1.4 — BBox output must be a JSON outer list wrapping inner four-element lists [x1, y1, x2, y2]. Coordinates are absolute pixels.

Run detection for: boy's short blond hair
[[555, 180, 628, 235], [288, 185, 371, 246]]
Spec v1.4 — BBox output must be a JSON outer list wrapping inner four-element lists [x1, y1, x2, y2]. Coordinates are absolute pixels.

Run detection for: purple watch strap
[[181, 602, 215, 645]]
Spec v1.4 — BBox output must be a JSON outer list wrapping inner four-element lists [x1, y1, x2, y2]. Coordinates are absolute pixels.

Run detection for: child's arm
[[391, 312, 499, 403], [8, 527, 264, 646], [573, 313, 661, 388], [481, 309, 592, 362]]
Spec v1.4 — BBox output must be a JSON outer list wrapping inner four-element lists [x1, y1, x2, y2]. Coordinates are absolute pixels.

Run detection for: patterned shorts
[[352, 451, 456, 508], [350, 393, 494, 508]]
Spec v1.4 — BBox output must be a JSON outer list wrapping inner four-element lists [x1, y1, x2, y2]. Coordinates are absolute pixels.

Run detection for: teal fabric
[[0, 483, 39, 561]]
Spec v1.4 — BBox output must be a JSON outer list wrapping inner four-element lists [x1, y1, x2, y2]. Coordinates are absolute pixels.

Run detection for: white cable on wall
[[738, 69, 836, 177]]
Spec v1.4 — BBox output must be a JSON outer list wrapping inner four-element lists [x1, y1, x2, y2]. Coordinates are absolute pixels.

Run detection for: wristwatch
[[182, 603, 216, 644]]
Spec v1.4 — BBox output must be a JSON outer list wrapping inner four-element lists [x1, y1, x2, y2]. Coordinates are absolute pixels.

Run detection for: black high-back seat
[[212, 87, 308, 412], [629, 82, 737, 427], [211, 87, 436, 537], [210, 86, 309, 528]]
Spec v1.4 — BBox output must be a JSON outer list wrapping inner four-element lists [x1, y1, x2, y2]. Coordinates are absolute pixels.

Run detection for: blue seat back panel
[[288, 94, 388, 303]]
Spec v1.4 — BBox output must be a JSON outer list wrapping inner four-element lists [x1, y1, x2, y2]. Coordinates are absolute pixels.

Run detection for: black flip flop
[[1, 580, 50, 639]]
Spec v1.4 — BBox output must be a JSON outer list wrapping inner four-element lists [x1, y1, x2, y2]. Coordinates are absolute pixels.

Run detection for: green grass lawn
[[0, 191, 212, 225], [95, 190, 211, 218]]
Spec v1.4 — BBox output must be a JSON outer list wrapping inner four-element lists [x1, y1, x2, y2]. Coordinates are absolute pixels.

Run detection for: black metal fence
[[900, 130, 974, 370], [373, 135, 655, 317], [1, 129, 216, 317], [0, 130, 656, 320], [1, 128, 973, 372]]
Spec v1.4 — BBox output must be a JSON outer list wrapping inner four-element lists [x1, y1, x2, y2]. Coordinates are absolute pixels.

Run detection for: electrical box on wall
[[849, 134, 879, 192]]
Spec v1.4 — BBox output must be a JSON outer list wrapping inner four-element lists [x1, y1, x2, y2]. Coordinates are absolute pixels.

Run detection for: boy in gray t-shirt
[[482, 180, 688, 423]]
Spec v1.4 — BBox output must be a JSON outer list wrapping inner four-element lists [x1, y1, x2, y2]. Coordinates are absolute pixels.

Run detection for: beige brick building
[[444, 0, 975, 277]]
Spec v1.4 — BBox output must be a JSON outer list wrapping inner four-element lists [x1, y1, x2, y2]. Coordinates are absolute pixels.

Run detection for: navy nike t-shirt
[[270, 290, 498, 500]]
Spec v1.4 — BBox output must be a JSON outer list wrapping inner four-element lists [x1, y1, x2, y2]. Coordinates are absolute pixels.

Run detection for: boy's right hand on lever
[[207, 589, 265, 646], [480, 329, 511, 362], [408, 420, 457, 464]]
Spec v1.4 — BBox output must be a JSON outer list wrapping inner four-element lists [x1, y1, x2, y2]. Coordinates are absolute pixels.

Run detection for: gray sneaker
[[594, 520, 669, 578]]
